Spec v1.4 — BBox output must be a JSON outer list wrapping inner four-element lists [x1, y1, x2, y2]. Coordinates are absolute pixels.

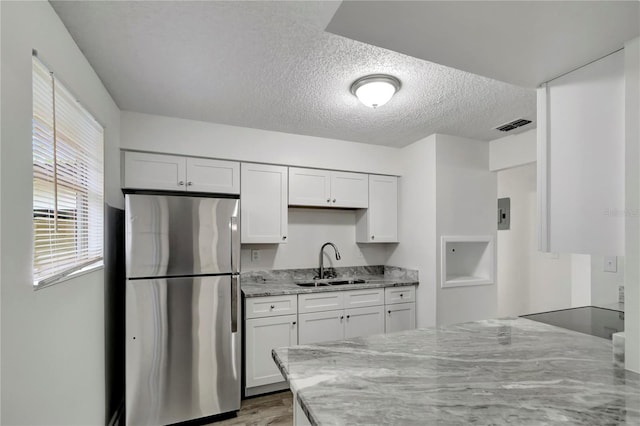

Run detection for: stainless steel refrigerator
[[124, 193, 240, 425]]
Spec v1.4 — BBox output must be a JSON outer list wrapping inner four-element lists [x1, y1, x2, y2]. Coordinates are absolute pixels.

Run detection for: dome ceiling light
[[350, 74, 401, 109]]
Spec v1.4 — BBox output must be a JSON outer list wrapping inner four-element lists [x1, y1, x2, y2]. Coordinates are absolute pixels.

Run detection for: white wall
[[570, 254, 592, 307], [496, 165, 532, 316], [489, 129, 536, 172], [387, 135, 437, 327], [435, 134, 497, 325], [241, 208, 392, 271], [542, 50, 625, 256], [591, 256, 625, 306], [121, 111, 402, 176], [0, 2, 121, 424], [625, 37, 640, 373], [497, 164, 572, 316]]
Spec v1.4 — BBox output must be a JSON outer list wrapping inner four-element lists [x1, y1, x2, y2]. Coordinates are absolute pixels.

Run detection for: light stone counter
[[273, 318, 640, 425], [241, 265, 418, 298]]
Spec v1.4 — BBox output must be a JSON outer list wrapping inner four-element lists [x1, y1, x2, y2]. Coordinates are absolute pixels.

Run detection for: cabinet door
[[298, 311, 344, 344], [123, 151, 186, 190], [356, 175, 398, 243], [330, 172, 369, 208], [385, 303, 416, 334], [345, 306, 385, 339], [288, 167, 331, 207], [241, 163, 288, 243], [185, 157, 239, 194], [246, 315, 297, 388]]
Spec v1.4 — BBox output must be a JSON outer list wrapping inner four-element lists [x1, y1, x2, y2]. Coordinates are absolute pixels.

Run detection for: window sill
[[33, 261, 104, 290]]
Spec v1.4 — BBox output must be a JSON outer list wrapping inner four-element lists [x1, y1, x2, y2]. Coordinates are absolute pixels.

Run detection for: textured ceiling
[[327, 1, 640, 88], [50, 1, 535, 147]]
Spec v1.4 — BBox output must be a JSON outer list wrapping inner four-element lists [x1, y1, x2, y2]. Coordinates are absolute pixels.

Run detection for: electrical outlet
[[251, 249, 261, 263], [604, 256, 617, 273]]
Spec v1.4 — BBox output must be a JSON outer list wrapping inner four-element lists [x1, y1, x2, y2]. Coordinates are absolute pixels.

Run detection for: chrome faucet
[[318, 242, 341, 280]]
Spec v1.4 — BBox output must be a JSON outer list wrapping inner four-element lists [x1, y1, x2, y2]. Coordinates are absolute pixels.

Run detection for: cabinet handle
[[292, 321, 297, 325], [400, 294, 404, 298], [388, 310, 391, 315], [326, 198, 331, 203], [332, 199, 336, 203], [282, 236, 287, 240], [187, 181, 193, 186], [340, 315, 344, 320], [270, 305, 275, 310], [178, 181, 185, 186], [371, 235, 375, 240], [346, 315, 350, 319]]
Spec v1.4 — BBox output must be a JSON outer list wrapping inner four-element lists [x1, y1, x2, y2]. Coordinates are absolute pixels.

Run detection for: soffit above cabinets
[[50, 1, 535, 147], [326, 1, 640, 88]]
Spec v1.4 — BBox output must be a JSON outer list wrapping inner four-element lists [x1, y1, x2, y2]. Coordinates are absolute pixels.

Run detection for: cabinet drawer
[[298, 292, 344, 314], [385, 286, 415, 305], [344, 288, 384, 309], [246, 295, 297, 319]]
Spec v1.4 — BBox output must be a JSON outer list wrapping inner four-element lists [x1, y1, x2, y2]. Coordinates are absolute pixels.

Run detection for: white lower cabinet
[[298, 288, 385, 344], [245, 294, 298, 396], [298, 306, 385, 343], [384, 285, 417, 333], [245, 286, 415, 396], [385, 303, 416, 333], [344, 306, 385, 339], [246, 315, 297, 388], [298, 310, 344, 344]]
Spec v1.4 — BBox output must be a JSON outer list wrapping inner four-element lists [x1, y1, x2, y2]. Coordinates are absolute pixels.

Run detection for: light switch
[[604, 256, 617, 273]]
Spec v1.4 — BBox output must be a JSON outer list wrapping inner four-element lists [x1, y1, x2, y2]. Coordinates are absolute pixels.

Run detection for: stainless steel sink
[[295, 278, 366, 287], [295, 281, 331, 287]]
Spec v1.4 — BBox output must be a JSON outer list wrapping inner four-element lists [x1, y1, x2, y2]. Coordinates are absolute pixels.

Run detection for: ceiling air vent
[[495, 118, 532, 132]]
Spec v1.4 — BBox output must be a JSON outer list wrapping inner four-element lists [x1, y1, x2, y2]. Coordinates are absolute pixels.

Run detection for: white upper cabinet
[[241, 163, 288, 244], [288, 167, 331, 206], [185, 157, 239, 194], [330, 172, 369, 208], [289, 167, 368, 208], [123, 151, 239, 194], [356, 175, 398, 243], [124, 151, 187, 191]]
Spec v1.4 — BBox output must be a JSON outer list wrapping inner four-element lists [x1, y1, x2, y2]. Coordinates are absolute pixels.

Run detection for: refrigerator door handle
[[231, 275, 239, 333], [230, 216, 239, 274]]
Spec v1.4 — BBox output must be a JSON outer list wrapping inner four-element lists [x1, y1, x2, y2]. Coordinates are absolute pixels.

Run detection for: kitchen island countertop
[[273, 317, 640, 425]]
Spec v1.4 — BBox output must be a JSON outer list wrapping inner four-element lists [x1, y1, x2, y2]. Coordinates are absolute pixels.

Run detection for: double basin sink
[[295, 278, 373, 287]]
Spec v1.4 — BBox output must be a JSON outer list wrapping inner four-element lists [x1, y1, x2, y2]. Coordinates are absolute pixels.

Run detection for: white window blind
[[32, 56, 104, 287]]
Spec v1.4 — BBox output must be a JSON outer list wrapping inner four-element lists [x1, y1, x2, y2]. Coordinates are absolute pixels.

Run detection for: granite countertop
[[272, 318, 640, 425], [241, 266, 418, 298]]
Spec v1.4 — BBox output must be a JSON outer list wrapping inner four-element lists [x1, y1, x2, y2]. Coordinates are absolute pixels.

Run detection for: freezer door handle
[[230, 216, 239, 274], [231, 275, 239, 333]]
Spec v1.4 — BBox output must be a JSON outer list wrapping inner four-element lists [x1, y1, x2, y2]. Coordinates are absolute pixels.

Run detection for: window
[[32, 56, 104, 287]]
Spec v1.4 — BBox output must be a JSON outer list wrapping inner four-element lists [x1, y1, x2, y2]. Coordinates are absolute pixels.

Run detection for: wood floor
[[209, 391, 293, 426]]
